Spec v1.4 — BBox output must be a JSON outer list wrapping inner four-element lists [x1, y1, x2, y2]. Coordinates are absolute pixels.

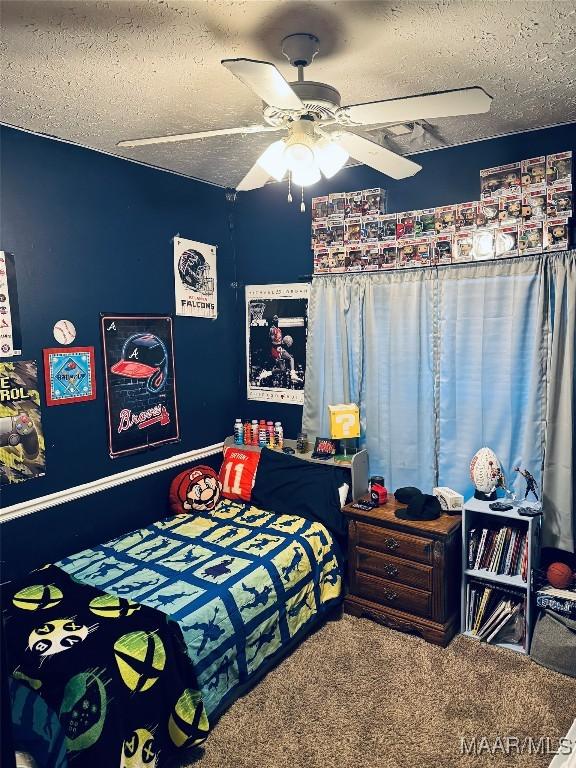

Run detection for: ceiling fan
[[118, 33, 492, 192]]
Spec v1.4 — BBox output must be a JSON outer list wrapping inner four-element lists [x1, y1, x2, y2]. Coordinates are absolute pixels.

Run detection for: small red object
[[370, 476, 388, 506], [547, 562, 574, 590]]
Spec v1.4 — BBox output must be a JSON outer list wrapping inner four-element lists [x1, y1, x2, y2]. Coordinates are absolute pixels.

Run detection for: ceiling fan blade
[[340, 87, 492, 126], [222, 58, 304, 111], [117, 124, 283, 148], [236, 160, 270, 192], [336, 131, 421, 180]]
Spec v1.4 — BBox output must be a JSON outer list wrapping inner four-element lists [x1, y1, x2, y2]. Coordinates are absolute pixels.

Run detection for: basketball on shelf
[[469, 447, 502, 501], [546, 562, 574, 590]]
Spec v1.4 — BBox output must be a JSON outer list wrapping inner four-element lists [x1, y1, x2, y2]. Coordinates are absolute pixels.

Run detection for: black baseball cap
[[394, 486, 422, 504], [395, 493, 441, 521], [111, 333, 167, 380]]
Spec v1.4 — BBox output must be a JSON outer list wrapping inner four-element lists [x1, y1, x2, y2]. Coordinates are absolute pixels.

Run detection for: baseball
[[53, 320, 76, 345]]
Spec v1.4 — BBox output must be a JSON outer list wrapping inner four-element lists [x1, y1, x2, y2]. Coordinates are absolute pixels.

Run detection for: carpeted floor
[[182, 614, 574, 768]]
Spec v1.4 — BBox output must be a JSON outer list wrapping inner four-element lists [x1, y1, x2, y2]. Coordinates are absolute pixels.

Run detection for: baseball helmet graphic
[[178, 249, 214, 295], [111, 333, 168, 394]]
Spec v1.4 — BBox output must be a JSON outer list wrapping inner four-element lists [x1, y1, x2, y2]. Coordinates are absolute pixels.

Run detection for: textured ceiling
[[2, 0, 576, 188]]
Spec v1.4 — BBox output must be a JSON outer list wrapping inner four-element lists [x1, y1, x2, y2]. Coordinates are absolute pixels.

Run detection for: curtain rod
[[298, 250, 574, 281]]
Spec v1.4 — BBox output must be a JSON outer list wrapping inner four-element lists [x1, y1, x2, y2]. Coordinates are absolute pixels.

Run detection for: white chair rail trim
[[0, 442, 224, 524]]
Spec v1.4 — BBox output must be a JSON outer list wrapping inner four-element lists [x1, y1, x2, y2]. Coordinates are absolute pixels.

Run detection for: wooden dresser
[[342, 496, 461, 646]]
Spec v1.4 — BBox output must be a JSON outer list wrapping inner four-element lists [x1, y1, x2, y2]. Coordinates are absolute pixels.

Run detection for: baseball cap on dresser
[[111, 333, 167, 391], [395, 493, 441, 521]]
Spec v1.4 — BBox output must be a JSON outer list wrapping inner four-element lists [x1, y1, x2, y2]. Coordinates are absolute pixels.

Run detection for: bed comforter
[[58, 498, 343, 719], [4, 564, 208, 768]]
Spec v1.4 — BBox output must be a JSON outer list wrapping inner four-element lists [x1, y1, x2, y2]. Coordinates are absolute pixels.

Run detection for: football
[[470, 447, 502, 495]]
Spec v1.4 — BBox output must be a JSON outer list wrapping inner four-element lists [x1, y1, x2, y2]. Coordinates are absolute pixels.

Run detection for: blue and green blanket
[[58, 499, 343, 720]]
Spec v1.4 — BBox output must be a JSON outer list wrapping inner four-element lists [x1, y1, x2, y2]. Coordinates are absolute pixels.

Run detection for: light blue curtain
[[303, 254, 573, 550], [437, 258, 547, 501], [303, 276, 365, 439], [542, 252, 575, 551], [303, 271, 436, 491], [362, 271, 436, 490]]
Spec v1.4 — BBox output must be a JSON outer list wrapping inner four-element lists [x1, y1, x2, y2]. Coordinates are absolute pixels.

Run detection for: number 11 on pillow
[[219, 447, 261, 501]]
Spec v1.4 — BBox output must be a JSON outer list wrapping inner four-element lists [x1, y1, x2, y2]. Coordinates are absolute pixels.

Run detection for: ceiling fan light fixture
[[256, 139, 288, 181], [284, 141, 315, 173], [292, 161, 321, 187], [314, 138, 349, 178], [283, 117, 317, 175]]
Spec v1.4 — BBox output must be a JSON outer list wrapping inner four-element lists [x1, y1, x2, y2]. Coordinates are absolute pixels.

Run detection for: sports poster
[[173, 236, 217, 319], [0, 251, 22, 358], [43, 347, 97, 406], [100, 315, 180, 458], [246, 283, 310, 405], [0, 361, 46, 485]]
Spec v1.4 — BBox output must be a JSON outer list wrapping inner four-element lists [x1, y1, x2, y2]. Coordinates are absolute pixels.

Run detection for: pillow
[[169, 465, 221, 515], [218, 446, 261, 501], [251, 447, 348, 543]]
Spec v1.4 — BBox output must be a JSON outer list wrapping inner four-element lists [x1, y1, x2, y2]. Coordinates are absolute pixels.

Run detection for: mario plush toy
[[169, 465, 221, 515]]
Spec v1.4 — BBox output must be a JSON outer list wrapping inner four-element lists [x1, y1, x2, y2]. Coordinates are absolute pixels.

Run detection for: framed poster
[[246, 283, 310, 405], [173, 236, 217, 319], [0, 361, 46, 484], [100, 314, 180, 458], [0, 251, 22, 358], [43, 347, 96, 406]]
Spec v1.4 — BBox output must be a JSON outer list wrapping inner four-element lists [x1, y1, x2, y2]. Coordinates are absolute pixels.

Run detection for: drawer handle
[[383, 564, 399, 578], [384, 537, 399, 550], [382, 587, 398, 602]]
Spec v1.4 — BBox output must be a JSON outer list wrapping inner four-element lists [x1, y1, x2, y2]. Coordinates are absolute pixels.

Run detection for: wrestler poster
[[246, 284, 310, 405], [0, 361, 46, 485], [100, 314, 180, 458]]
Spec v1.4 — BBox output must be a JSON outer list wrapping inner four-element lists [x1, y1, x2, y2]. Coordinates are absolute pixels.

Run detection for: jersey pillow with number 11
[[218, 446, 261, 502]]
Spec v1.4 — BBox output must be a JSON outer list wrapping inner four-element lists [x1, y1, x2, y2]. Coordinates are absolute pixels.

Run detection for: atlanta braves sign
[[101, 314, 180, 458]]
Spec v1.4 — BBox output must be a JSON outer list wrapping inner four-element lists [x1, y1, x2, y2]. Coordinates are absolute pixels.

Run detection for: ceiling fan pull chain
[[300, 187, 305, 213], [287, 171, 293, 203]]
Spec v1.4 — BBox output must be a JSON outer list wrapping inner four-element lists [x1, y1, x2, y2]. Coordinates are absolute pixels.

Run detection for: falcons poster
[[173, 236, 217, 319], [246, 283, 310, 405]]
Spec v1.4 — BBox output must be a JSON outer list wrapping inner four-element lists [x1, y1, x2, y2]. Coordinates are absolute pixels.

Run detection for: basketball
[[282, 335, 293, 347], [13, 584, 63, 611], [547, 562, 574, 590]]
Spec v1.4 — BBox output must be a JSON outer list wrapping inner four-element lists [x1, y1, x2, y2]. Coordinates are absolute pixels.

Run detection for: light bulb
[[284, 142, 315, 174], [256, 140, 288, 181], [292, 162, 321, 187], [314, 138, 349, 179]]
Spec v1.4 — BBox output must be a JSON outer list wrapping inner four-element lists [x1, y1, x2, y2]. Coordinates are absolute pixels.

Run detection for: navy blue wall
[[234, 122, 576, 437], [0, 126, 238, 577], [1, 122, 575, 579]]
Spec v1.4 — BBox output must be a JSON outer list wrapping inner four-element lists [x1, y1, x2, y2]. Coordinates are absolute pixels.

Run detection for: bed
[[6, 446, 346, 766], [57, 497, 343, 720]]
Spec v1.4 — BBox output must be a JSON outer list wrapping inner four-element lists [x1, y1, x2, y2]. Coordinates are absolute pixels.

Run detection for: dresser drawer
[[355, 521, 433, 564], [354, 571, 432, 618], [356, 547, 433, 591]]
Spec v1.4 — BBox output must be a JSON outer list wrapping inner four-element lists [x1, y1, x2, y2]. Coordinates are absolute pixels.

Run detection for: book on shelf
[[467, 522, 528, 582], [466, 580, 526, 645]]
